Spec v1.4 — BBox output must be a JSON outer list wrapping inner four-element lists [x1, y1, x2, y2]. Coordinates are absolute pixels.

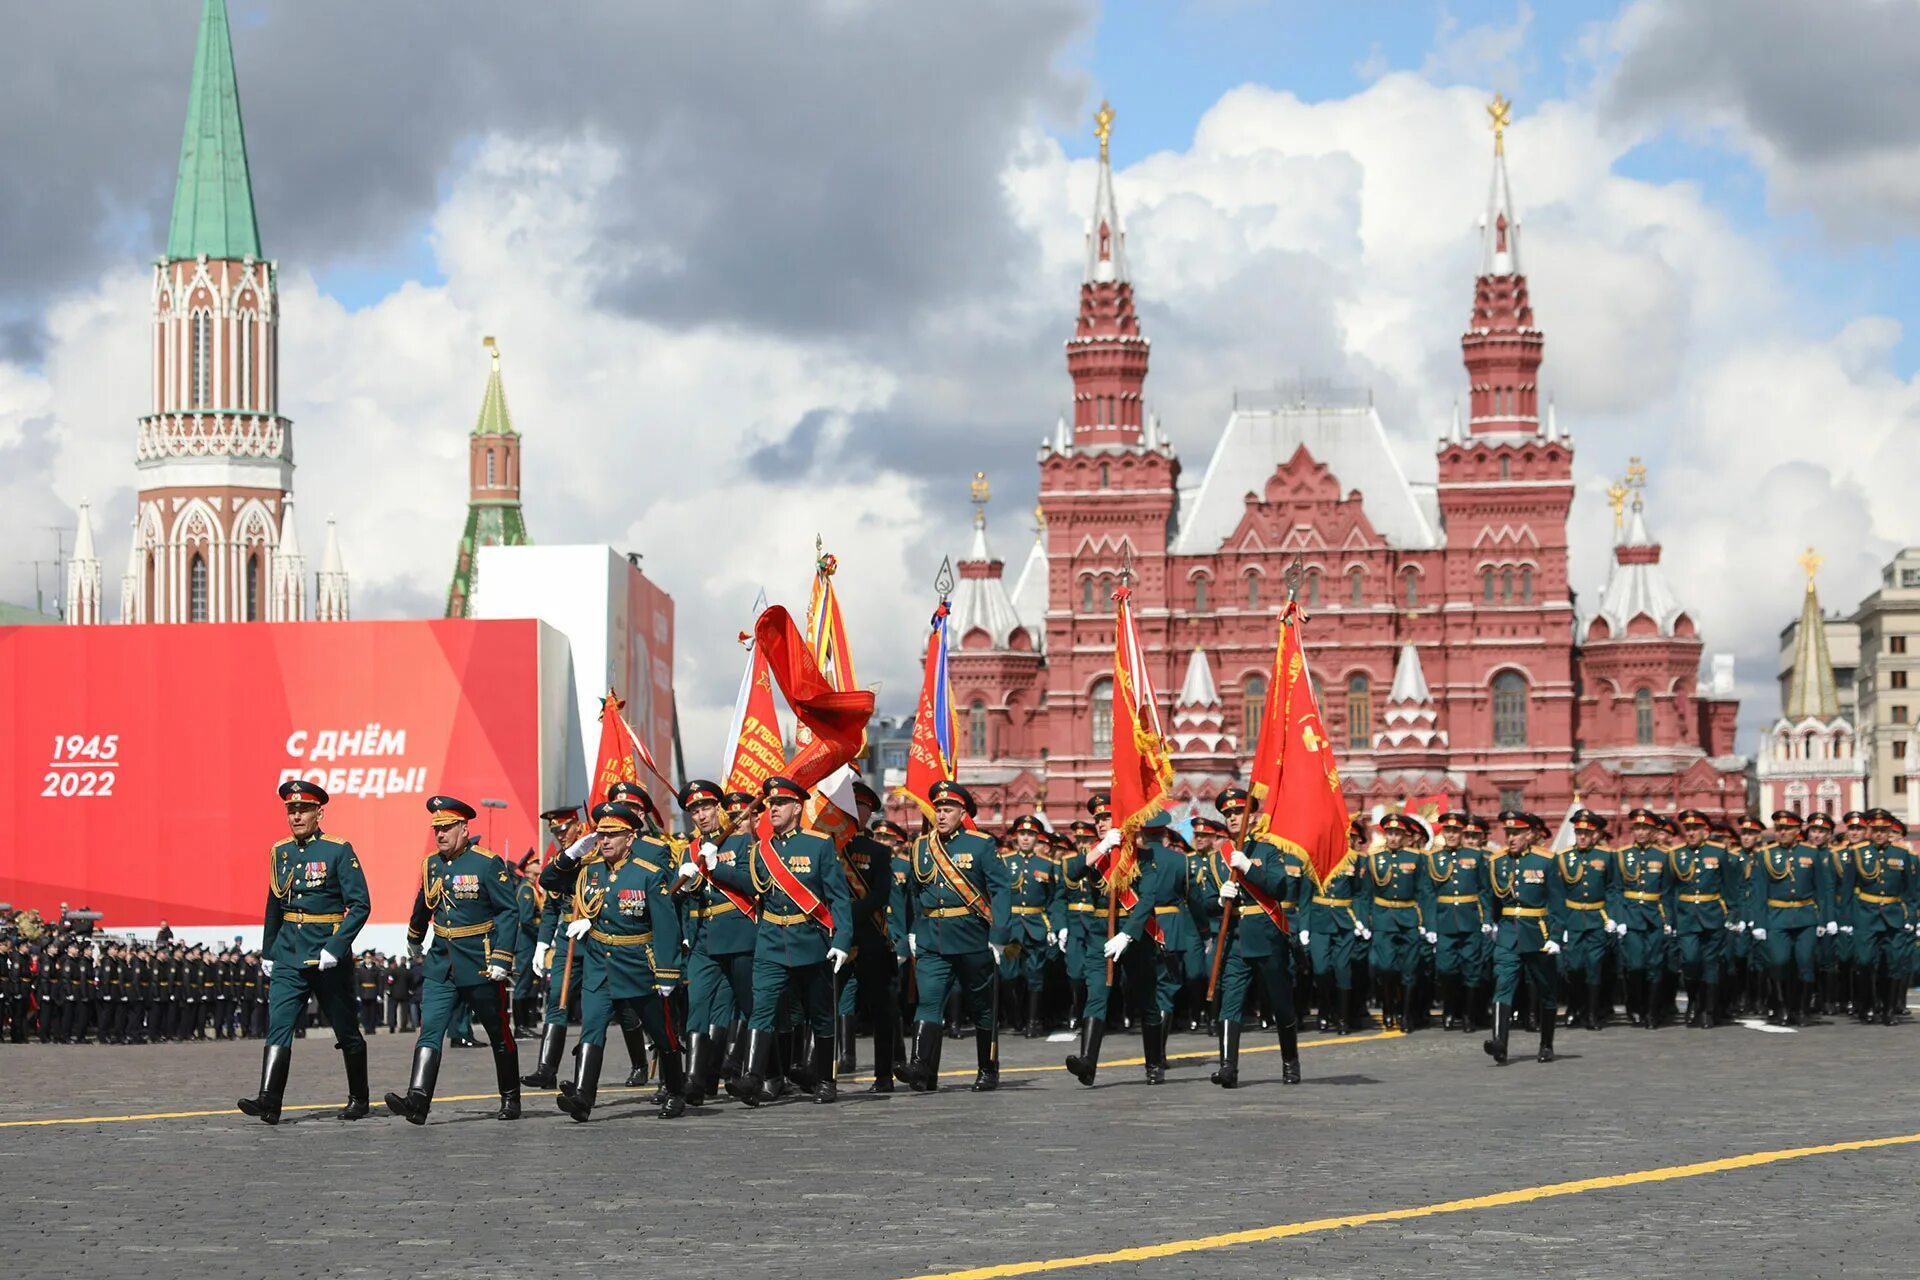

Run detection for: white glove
[[1543, 940, 1561, 956], [260, 959, 274, 979], [1054, 928, 1069, 950], [1751, 927, 1767, 941], [656, 983, 676, 997], [316, 949, 338, 971], [534, 942, 550, 971], [1821, 921, 1838, 936], [989, 943, 1005, 966], [1480, 923, 1495, 936], [1662, 925, 1674, 936], [1356, 926, 1372, 941], [676, 861, 702, 887], [563, 833, 598, 862], [1841, 925, 1854, 935], [698, 845, 718, 870], [908, 934, 918, 957], [1228, 850, 1253, 873], [1219, 881, 1240, 902], [827, 947, 849, 973], [1102, 932, 1132, 960], [1903, 922, 1915, 933], [485, 964, 508, 982], [1422, 931, 1438, 945], [566, 918, 592, 940], [1610, 921, 1627, 936], [1561, 930, 1570, 944], [1299, 930, 1310, 946]]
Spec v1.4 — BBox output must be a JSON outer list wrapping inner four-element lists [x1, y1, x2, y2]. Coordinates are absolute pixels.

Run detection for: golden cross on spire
[[483, 335, 499, 371], [971, 470, 990, 528], [1798, 546, 1824, 588], [1606, 481, 1628, 534], [1487, 94, 1512, 156], [1093, 100, 1116, 164], [1625, 455, 1647, 492]]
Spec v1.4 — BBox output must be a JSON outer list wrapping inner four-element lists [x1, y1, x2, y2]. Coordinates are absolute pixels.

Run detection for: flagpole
[[1104, 557, 1132, 987]]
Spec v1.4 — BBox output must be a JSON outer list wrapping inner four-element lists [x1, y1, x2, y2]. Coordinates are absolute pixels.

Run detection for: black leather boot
[[1439, 975, 1459, 1031], [492, 1038, 521, 1119], [1482, 1002, 1510, 1065], [720, 1018, 747, 1082], [1644, 974, 1662, 1030], [809, 1035, 837, 1104], [1065, 1016, 1104, 1086], [1209, 1021, 1240, 1088], [622, 1022, 651, 1087], [1142, 1023, 1167, 1084], [970, 1027, 999, 1093], [683, 1032, 713, 1106], [657, 1041, 689, 1118], [237, 1044, 291, 1125], [559, 1043, 602, 1122], [1024, 986, 1044, 1039], [521, 1023, 565, 1088], [836, 1015, 857, 1074], [702, 1024, 730, 1093], [1279, 1020, 1302, 1084], [1316, 973, 1340, 1033], [1400, 976, 1420, 1035], [1586, 979, 1605, 1031], [895, 1021, 937, 1093], [787, 1029, 821, 1093], [1537, 1009, 1556, 1062], [339, 1044, 370, 1120], [724, 1029, 772, 1107], [1699, 983, 1717, 1030], [384, 1045, 441, 1125], [869, 1013, 896, 1093]]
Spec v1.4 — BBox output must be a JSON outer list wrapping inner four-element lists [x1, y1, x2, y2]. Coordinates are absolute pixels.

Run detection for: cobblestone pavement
[[2, 1016, 1915, 1279]]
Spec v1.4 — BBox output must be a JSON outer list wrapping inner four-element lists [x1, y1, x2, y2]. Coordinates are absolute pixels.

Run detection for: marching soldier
[[523, 804, 585, 1089], [1063, 808, 1180, 1087], [237, 779, 372, 1126], [1303, 817, 1370, 1034], [510, 853, 541, 1035], [1551, 810, 1616, 1030], [1848, 809, 1917, 1024], [1749, 810, 1835, 1026], [384, 796, 523, 1124], [1058, 813, 1104, 1030], [675, 779, 757, 1104], [1806, 813, 1846, 1015], [837, 782, 904, 1084], [1428, 811, 1495, 1032], [551, 799, 688, 1121], [1671, 810, 1733, 1028], [1610, 809, 1676, 1029], [1151, 823, 1213, 1035], [1483, 811, 1566, 1065], [1362, 813, 1435, 1032], [1209, 788, 1302, 1088], [704, 775, 852, 1106], [895, 780, 1010, 1093], [1000, 814, 1059, 1039]]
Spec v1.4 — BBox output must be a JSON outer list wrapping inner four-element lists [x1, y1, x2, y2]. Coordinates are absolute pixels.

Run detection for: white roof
[[1588, 499, 1688, 637], [1084, 149, 1128, 285], [1009, 534, 1048, 655], [948, 517, 1031, 652], [1177, 647, 1221, 709], [1388, 643, 1432, 704], [1480, 142, 1521, 276], [1171, 403, 1441, 555]]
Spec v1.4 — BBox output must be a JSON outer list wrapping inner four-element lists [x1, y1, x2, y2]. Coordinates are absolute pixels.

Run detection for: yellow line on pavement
[[901, 1130, 1920, 1279]]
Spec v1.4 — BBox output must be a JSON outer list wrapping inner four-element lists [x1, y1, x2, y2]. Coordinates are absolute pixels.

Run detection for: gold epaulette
[[634, 858, 662, 874]]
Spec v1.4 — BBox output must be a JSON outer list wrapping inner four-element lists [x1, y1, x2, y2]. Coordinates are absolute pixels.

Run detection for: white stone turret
[[65, 500, 102, 625]]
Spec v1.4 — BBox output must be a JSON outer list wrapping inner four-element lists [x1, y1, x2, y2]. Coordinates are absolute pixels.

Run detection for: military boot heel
[[384, 1046, 441, 1125], [682, 1031, 713, 1107], [868, 1018, 896, 1094], [1142, 1024, 1167, 1085], [492, 1039, 521, 1120], [895, 1021, 936, 1093], [1536, 1009, 1556, 1063], [1065, 1017, 1105, 1086], [809, 1035, 838, 1104], [1279, 1021, 1302, 1084], [1482, 1003, 1510, 1065], [657, 1043, 689, 1118], [969, 1027, 999, 1093], [237, 1044, 291, 1125], [725, 1029, 773, 1108], [339, 1044, 371, 1120], [521, 1024, 565, 1088], [1209, 1021, 1240, 1088], [719, 1018, 748, 1082], [559, 1043, 602, 1122], [1024, 986, 1044, 1039], [621, 1022, 652, 1088]]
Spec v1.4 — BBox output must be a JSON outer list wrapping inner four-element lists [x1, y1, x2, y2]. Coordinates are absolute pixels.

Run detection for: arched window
[[1081, 577, 1094, 613], [1501, 569, 1514, 603], [1482, 568, 1494, 602], [1306, 572, 1321, 608], [969, 699, 988, 758], [1193, 577, 1208, 612], [1499, 456, 1511, 481], [1099, 574, 1116, 614], [1634, 688, 1655, 746], [189, 553, 209, 623], [1245, 573, 1259, 610], [1521, 566, 1533, 604], [1090, 678, 1114, 755], [1243, 675, 1268, 755], [1492, 671, 1528, 747], [245, 553, 261, 622], [191, 311, 211, 409], [1099, 463, 1110, 489], [1346, 674, 1372, 751], [486, 451, 496, 486], [1349, 569, 1364, 606], [1402, 570, 1418, 608]]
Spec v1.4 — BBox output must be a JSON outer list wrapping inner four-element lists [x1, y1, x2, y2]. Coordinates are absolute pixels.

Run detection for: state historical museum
[[940, 102, 1746, 828]]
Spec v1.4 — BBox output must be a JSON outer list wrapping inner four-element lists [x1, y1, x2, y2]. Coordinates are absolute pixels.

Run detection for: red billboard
[[0, 619, 556, 930]]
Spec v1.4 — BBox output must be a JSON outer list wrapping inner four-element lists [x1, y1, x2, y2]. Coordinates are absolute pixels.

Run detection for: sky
[[4, 0, 1920, 771]]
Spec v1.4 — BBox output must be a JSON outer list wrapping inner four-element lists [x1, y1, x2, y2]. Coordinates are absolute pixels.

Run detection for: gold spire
[[1798, 546, 1824, 590], [1606, 481, 1628, 535], [1093, 100, 1115, 164], [971, 470, 990, 528], [483, 334, 500, 372], [1487, 94, 1512, 156]]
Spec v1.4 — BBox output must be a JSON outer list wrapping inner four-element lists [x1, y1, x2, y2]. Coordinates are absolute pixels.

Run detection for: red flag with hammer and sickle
[[1248, 601, 1349, 884]]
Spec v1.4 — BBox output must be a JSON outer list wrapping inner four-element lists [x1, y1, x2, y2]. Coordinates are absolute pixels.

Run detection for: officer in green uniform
[[707, 776, 853, 1105], [1606, 809, 1676, 1029], [522, 805, 586, 1088], [1302, 818, 1370, 1034], [237, 779, 373, 1126], [1483, 811, 1566, 1064], [1361, 813, 1435, 1033], [382, 795, 523, 1123], [894, 780, 1011, 1093], [510, 853, 541, 1034], [1427, 811, 1495, 1032], [1189, 816, 1231, 1034], [1748, 810, 1836, 1026], [1057, 809, 1106, 1030], [1804, 813, 1845, 1015], [674, 779, 756, 1105], [546, 800, 687, 1121], [1208, 788, 1302, 1088], [1724, 816, 1765, 1017], [835, 781, 902, 1085], [1549, 809, 1616, 1030], [999, 814, 1059, 1039], [1849, 809, 1918, 1024], [1063, 808, 1182, 1086], [1668, 810, 1733, 1029]]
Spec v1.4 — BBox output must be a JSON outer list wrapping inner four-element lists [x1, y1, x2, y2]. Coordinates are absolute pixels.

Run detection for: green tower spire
[[166, 0, 262, 262]]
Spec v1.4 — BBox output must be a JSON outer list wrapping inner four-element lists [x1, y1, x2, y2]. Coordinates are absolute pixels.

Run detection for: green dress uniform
[[897, 823, 1013, 1092], [1669, 820, 1733, 1026], [709, 787, 854, 1106], [998, 824, 1060, 1039], [1846, 815, 1918, 1023], [835, 829, 903, 1084], [1063, 821, 1181, 1087], [1551, 837, 1617, 1030], [1060, 824, 1101, 1023], [511, 870, 540, 1017], [1306, 849, 1368, 1032], [237, 779, 373, 1126], [386, 822, 523, 1123], [1748, 829, 1835, 1025], [556, 821, 687, 1121], [1607, 822, 1676, 1029], [1484, 826, 1567, 1064], [683, 829, 759, 1102], [1427, 837, 1496, 1031], [1359, 820, 1435, 1033], [1150, 834, 1213, 1033], [1209, 812, 1302, 1089]]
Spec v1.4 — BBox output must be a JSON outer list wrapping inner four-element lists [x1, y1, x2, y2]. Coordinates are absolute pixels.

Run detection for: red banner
[[752, 606, 873, 792], [1248, 603, 1349, 884], [724, 647, 787, 797], [0, 620, 548, 929]]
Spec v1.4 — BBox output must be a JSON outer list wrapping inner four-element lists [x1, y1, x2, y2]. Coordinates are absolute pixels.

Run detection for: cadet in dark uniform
[[1749, 810, 1834, 1026], [510, 853, 541, 1035], [1427, 812, 1494, 1031], [237, 779, 373, 1126], [523, 804, 585, 1089], [551, 800, 687, 1121], [836, 782, 904, 1083], [999, 814, 1059, 1039], [1361, 813, 1436, 1032], [384, 795, 523, 1124], [1551, 810, 1616, 1030], [1610, 809, 1676, 1029], [1670, 810, 1733, 1028], [1209, 788, 1303, 1088], [1484, 811, 1566, 1065], [1059, 809, 1107, 1030], [1849, 809, 1917, 1024], [708, 776, 854, 1106], [895, 780, 1011, 1094], [674, 778, 757, 1105], [1064, 809, 1181, 1087]]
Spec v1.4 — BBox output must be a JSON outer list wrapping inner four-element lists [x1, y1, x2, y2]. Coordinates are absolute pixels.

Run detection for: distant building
[[1849, 547, 1920, 821], [1755, 551, 1866, 818], [1778, 613, 1858, 724], [446, 338, 532, 618], [0, 601, 61, 627]]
